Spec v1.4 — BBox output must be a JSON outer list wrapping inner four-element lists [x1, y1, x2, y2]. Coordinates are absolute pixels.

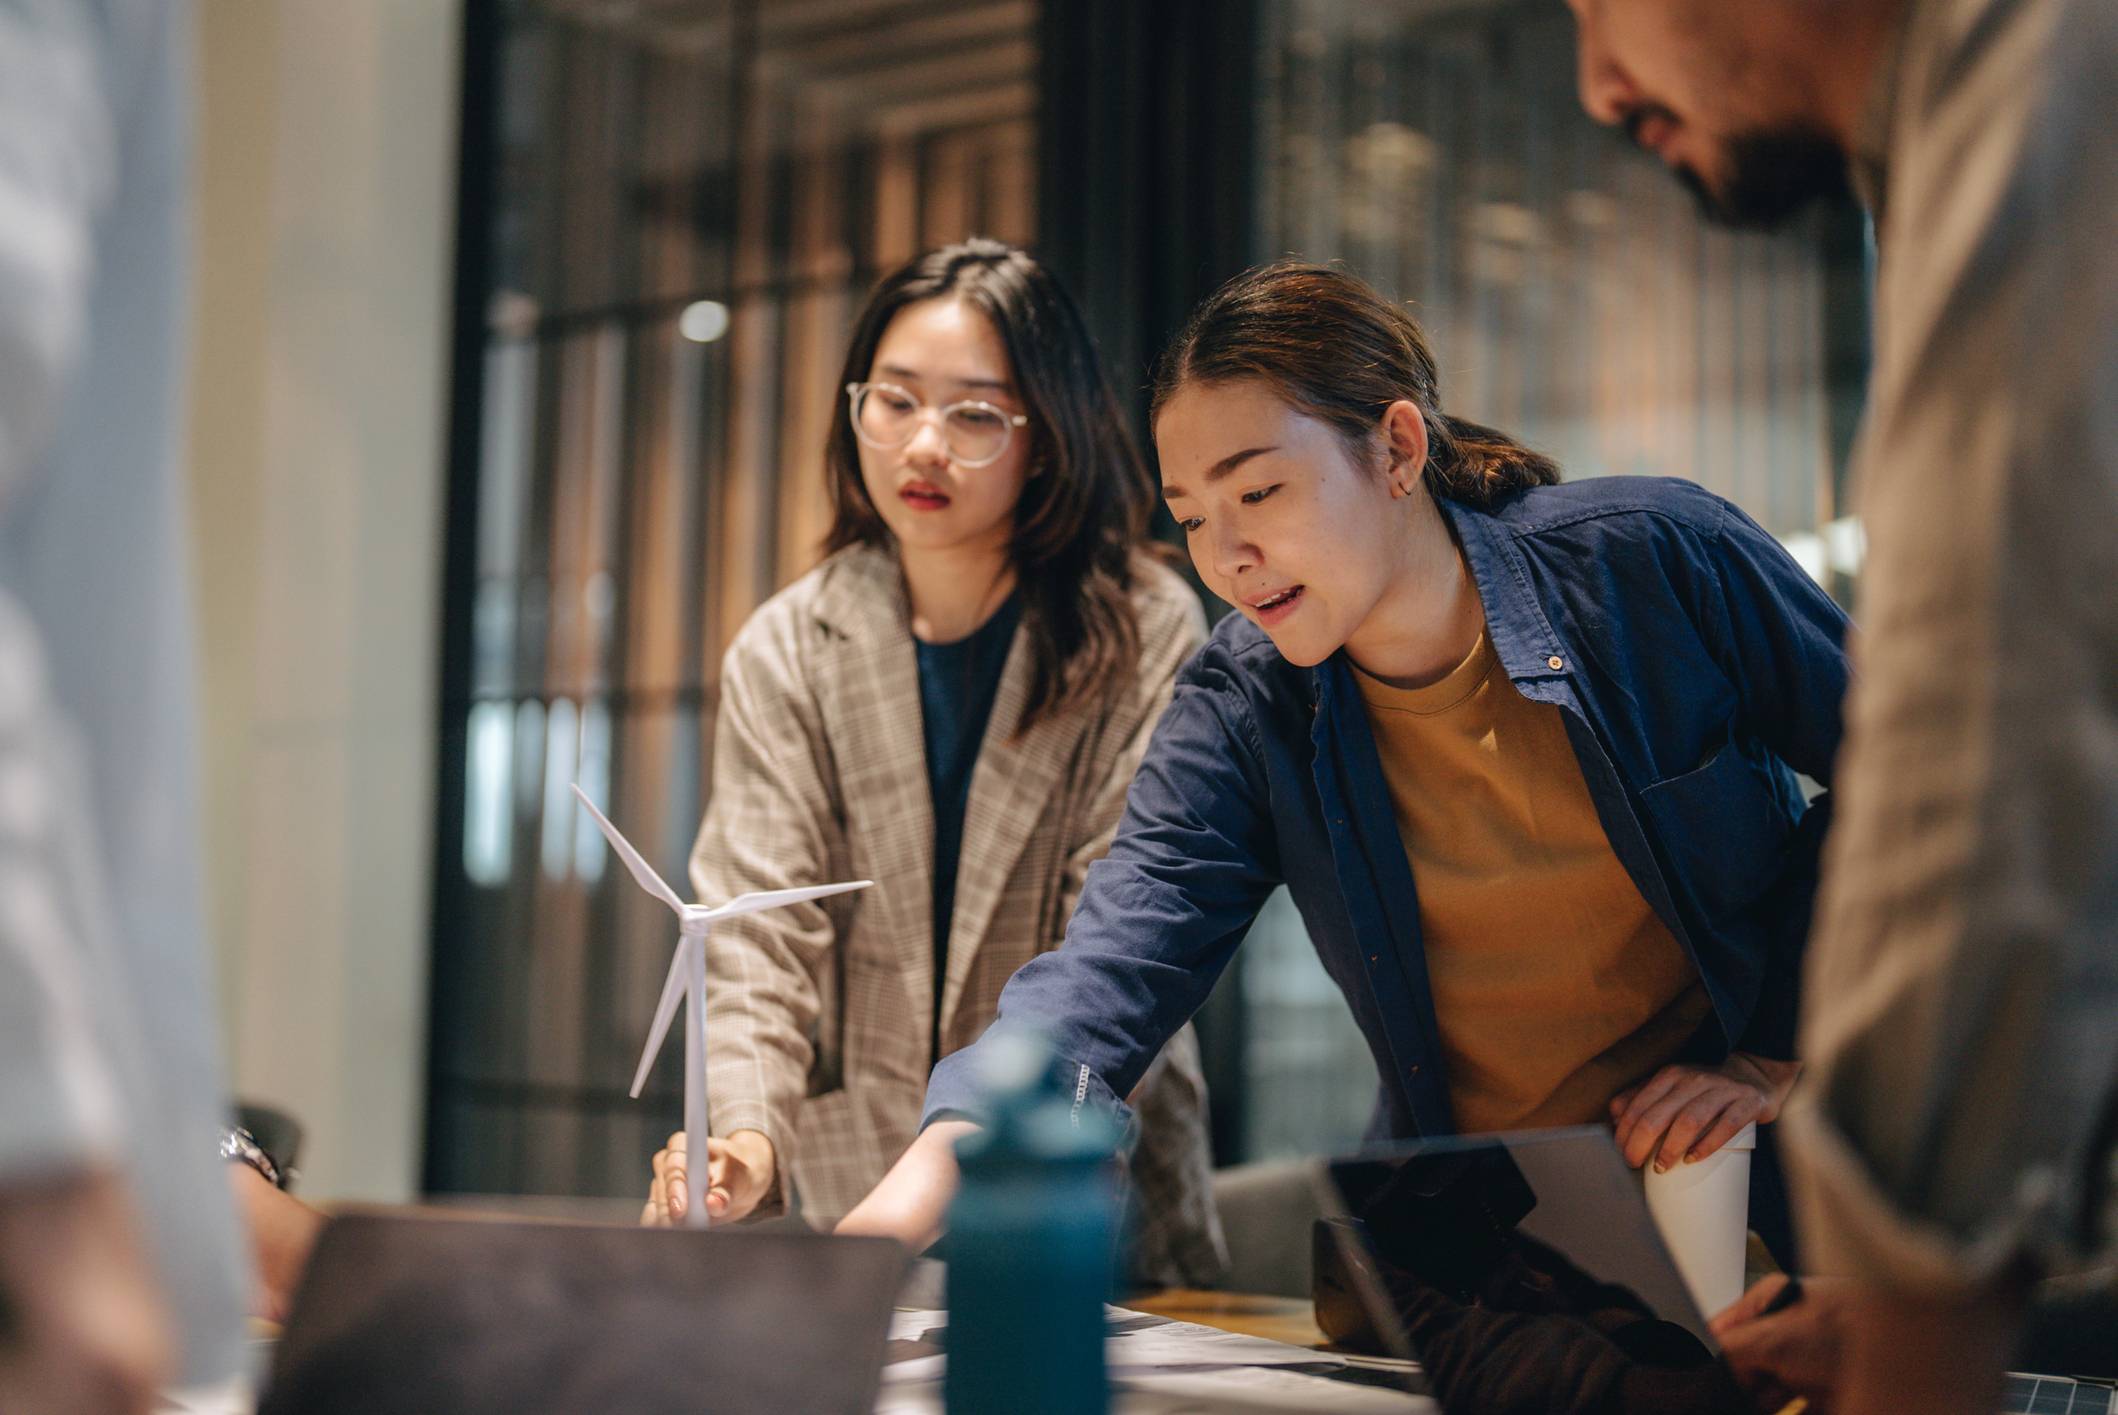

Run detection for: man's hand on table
[[0, 1169, 174, 1415], [1712, 1273, 1848, 1413], [1713, 1271, 2032, 1415], [1610, 1052, 1801, 1172], [643, 1129, 776, 1226]]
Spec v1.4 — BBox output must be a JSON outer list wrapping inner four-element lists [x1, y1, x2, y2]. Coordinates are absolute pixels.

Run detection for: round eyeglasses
[[845, 381, 1028, 468]]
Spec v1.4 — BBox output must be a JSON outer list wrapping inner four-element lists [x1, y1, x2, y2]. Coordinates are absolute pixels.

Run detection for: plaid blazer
[[693, 544, 1227, 1286]]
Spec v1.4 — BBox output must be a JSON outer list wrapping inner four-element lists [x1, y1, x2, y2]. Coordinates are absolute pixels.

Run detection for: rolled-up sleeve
[[1784, 0, 2118, 1296], [924, 655, 1281, 1132]]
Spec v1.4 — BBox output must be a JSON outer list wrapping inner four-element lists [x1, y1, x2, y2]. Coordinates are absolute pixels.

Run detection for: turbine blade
[[630, 944, 687, 1098], [700, 879, 874, 920], [572, 784, 685, 913]]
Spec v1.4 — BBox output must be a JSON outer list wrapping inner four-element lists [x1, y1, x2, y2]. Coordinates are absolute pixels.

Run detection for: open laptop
[[255, 1209, 907, 1415], [1312, 1127, 2117, 1415]]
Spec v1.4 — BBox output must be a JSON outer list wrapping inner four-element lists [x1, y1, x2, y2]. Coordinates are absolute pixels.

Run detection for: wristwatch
[[219, 1124, 287, 1190]]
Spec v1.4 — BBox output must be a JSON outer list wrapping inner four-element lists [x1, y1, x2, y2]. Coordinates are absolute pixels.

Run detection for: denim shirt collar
[[1310, 496, 1571, 708], [1440, 495, 1574, 685]]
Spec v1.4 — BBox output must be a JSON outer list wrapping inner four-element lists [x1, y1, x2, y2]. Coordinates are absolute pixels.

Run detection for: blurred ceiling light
[[1348, 121, 1437, 184], [488, 289, 541, 339], [1823, 515, 1866, 577], [679, 299, 730, 344], [1475, 200, 1542, 247], [1780, 530, 1828, 585]]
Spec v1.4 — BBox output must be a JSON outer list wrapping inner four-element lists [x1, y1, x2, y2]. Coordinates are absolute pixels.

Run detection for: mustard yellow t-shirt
[[1355, 629, 1711, 1134]]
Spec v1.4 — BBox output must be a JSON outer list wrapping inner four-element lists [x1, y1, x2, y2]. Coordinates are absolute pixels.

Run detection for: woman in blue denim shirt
[[841, 264, 1850, 1273]]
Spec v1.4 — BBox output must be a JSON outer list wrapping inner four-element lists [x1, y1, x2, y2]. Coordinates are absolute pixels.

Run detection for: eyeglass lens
[[851, 384, 1015, 464]]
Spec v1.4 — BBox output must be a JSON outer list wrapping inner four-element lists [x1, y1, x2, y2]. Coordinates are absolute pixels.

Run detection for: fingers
[[1715, 1324, 1799, 1413], [1615, 1066, 1766, 1171], [650, 1149, 723, 1223], [644, 1168, 675, 1226], [1611, 1065, 1685, 1156], [1686, 1103, 1758, 1165], [647, 1133, 689, 1224], [659, 1168, 733, 1221], [1716, 1309, 1831, 1413], [1710, 1273, 1793, 1337], [646, 1131, 759, 1226], [705, 1138, 732, 1194], [1618, 1069, 1702, 1169], [650, 1135, 686, 1188], [1654, 1090, 1739, 1173]]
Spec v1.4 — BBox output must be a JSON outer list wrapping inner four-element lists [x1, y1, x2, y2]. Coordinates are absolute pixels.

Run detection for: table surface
[[1127, 1288, 1329, 1349]]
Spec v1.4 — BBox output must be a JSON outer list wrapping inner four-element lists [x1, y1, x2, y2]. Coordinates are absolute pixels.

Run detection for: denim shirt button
[[1547, 655, 1565, 671]]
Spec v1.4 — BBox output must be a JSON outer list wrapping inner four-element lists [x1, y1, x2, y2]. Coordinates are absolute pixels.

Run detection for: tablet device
[[1312, 1129, 2112, 1415], [1318, 1126, 1711, 1347]]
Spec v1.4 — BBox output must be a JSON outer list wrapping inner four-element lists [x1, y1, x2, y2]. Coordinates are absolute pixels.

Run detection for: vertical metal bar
[[423, 0, 506, 1196], [577, 28, 651, 1201]]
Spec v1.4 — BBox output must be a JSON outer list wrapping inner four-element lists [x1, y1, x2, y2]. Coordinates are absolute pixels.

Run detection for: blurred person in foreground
[[1563, 0, 2118, 1412], [0, 0, 249, 1407]]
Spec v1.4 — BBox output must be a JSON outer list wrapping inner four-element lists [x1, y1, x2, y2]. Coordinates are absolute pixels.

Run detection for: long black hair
[[824, 239, 1155, 732]]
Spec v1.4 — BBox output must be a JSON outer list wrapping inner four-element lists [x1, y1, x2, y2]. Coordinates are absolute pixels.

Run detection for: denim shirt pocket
[[1635, 726, 1795, 922]]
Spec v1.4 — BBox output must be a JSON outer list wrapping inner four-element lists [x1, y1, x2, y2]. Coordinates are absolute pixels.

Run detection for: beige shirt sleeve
[[692, 607, 849, 1166], [1783, 0, 2118, 1295]]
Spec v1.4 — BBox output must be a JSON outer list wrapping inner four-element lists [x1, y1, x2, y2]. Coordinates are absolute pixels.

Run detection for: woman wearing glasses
[[640, 239, 1226, 1287]]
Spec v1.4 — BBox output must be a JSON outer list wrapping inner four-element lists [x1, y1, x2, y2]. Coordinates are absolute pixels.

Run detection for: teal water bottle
[[944, 1032, 1120, 1415]]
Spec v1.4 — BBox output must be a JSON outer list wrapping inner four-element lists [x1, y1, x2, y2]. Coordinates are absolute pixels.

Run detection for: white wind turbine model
[[572, 784, 872, 1228]]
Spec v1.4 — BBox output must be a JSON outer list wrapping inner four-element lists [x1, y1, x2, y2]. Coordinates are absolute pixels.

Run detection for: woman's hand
[[833, 1119, 978, 1253], [1609, 1052, 1800, 1172], [642, 1129, 777, 1226]]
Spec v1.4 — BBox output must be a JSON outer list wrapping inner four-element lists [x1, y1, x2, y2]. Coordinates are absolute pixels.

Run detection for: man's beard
[[1680, 126, 1853, 229]]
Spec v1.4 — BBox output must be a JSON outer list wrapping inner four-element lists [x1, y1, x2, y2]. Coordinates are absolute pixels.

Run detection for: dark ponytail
[[1150, 262, 1560, 507]]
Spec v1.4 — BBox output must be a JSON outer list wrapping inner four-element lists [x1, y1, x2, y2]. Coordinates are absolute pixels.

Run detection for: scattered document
[[878, 1305, 1436, 1413], [155, 1380, 253, 1415]]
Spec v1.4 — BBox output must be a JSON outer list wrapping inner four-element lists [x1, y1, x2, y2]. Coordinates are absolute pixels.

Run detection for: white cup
[[1641, 1120, 1755, 1320]]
